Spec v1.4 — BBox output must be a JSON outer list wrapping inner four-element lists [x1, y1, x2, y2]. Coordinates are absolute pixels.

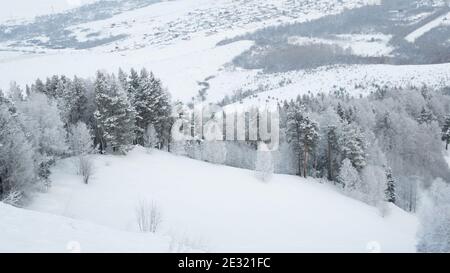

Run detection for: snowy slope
[[0, 0, 98, 23], [26, 147, 418, 253], [0, 202, 172, 253], [206, 63, 450, 105], [0, 0, 378, 101]]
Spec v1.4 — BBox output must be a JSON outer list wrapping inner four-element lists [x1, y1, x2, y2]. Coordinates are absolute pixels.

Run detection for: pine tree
[[339, 123, 366, 171], [384, 167, 396, 204], [326, 125, 339, 181], [133, 68, 155, 144], [149, 73, 172, 149], [128, 68, 140, 102], [118, 68, 129, 92], [31, 78, 46, 94], [418, 106, 434, 125], [44, 75, 60, 98], [442, 115, 450, 150], [94, 72, 136, 154], [286, 102, 319, 178], [60, 76, 89, 127]]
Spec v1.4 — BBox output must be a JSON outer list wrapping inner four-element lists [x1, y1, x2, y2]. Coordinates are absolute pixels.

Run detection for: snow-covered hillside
[[0, 0, 378, 101], [11, 147, 417, 253], [0, 202, 172, 253], [0, 0, 98, 23]]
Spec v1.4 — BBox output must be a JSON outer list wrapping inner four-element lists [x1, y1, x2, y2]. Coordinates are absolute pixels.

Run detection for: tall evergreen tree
[[60, 76, 89, 127], [384, 167, 396, 204], [442, 115, 450, 150], [94, 72, 136, 154], [286, 102, 319, 178], [340, 123, 366, 171]]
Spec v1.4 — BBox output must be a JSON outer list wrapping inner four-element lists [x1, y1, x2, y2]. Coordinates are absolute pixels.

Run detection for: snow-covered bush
[[417, 179, 450, 253], [78, 156, 93, 184], [135, 199, 162, 233], [143, 124, 158, 151], [338, 158, 364, 199], [68, 122, 93, 156], [68, 122, 94, 184], [0, 103, 36, 203]]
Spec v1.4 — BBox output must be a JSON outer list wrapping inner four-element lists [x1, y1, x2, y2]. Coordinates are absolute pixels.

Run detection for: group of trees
[[174, 86, 450, 215], [0, 67, 172, 204]]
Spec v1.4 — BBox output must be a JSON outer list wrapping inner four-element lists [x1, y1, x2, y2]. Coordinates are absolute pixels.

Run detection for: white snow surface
[[8, 147, 418, 253], [0, 202, 172, 253], [0, 0, 379, 102], [288, 34, 394, 57], [405, 11, 450, 42], [206, 63, 450, 106], [0, 0, 98, 23]]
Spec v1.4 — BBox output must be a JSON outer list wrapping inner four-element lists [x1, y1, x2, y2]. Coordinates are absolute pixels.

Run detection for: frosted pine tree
[[61, 76, 89, 126], [128, 68, 140, 102], [442, 115, 450, 150], [339, 123, 366, 171], [417, 107, 434, 125], [118, 68, 129, 93], [94, 72, 136, 154], [133, 68, 155, 144], [287, 102, 319, 178], [149, 73, 172, 149], [384, 167, 396, 204]]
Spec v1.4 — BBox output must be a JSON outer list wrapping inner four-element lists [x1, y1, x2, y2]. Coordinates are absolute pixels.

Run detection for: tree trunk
[[298, 152, 302, 177], [327, 141, 332, 181], [303, 147, 308, 179], [0, 176, 3, 200]]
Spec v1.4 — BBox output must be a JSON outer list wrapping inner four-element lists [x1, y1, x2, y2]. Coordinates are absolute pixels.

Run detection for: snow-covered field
[[2, 147, 415, 253], [288, 34, 394, 57], [0, 0, 98, 23], [405, 11, 450, 42], [206, 63, 450, 105], [0, 202, 172, 253], [0, 0, 379, 101]]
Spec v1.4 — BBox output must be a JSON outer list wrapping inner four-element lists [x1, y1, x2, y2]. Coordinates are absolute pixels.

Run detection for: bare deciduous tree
[[135, 199, 162, 233]]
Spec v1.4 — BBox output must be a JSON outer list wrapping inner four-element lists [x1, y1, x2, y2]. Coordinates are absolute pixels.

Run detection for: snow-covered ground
[[8, 147, 417, 253], [405, 11, 450, 42], [0, 202, 172, 253], [0, 0, 98, 23], [206, 63, 450, 105], [288, 34, 394, 57], [0, 0, 379, 101]]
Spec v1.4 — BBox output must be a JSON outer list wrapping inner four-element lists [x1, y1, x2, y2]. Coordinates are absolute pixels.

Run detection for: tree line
[[0, 68, 172, 204]]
